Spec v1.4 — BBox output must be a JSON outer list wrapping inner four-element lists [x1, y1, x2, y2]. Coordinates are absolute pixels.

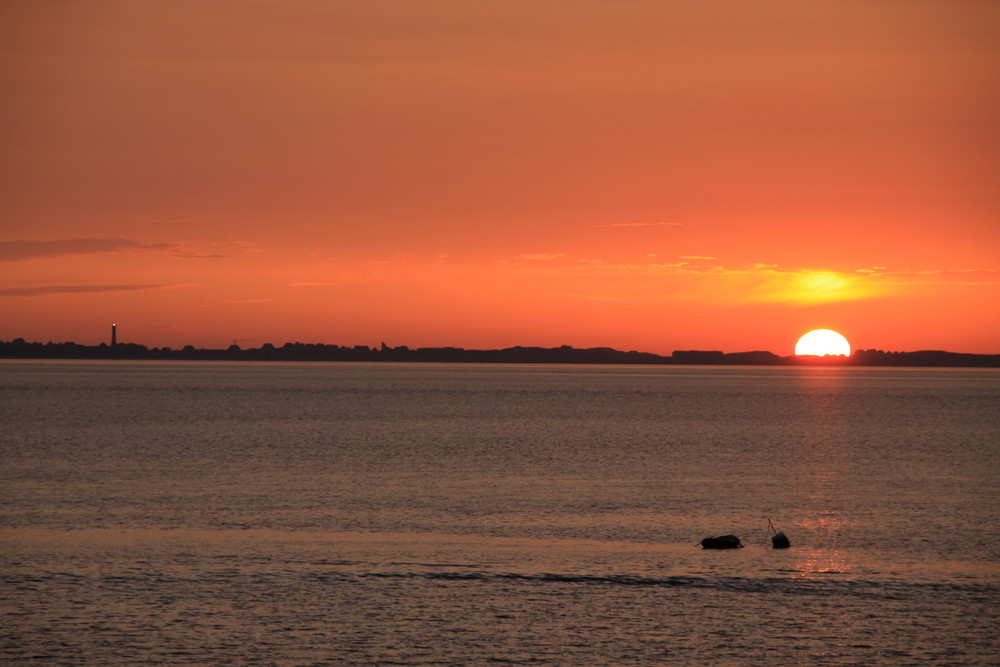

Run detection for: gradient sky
[[2, 1, 998, 354]]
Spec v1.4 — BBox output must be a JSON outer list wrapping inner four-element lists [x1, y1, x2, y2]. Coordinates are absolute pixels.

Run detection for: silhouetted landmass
[[672, 350, 726, 364], [674, 350, 787, 365], [849, 348, 1000, 367], [1, 338, 998, 366]]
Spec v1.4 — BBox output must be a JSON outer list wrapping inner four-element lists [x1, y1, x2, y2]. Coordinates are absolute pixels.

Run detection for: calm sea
[[1, 360, 997, 665]]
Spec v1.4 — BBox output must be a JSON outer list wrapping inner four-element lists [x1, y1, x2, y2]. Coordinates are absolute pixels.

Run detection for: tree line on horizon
[[1, 338, 997, 367]]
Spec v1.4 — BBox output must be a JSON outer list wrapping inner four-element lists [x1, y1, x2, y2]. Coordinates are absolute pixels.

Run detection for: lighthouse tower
[[111, 323, 117, 346]]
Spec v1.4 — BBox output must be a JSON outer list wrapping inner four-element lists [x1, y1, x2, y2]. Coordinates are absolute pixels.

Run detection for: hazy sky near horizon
[[2, 1, 998, 354]]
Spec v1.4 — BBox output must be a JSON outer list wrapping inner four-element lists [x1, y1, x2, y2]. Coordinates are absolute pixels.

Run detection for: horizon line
[[2, 337, 999, 363]]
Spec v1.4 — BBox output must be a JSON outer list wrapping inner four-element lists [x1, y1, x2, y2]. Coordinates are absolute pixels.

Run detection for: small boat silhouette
[[701, 534, 742, 549]]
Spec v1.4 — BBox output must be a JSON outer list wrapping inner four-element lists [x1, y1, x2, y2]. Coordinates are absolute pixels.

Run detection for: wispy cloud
[[0, 238, 261, 261], [855, 267, 1000, 285], [170, 240, 261, 259], [517, 253, 567, 261], [0, 239, 141, 261], [592, 222, 687, 228], [497, 259, 882, 305], [742, 266, 873, 304], [0, 284, 165, 297]]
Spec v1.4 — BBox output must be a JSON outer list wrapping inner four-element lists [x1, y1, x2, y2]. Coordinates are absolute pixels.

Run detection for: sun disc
[[795, 329, 851, 356]]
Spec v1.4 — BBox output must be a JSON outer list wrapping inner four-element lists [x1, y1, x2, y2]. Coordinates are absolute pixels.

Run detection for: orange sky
[[2, 1, 998, 355]]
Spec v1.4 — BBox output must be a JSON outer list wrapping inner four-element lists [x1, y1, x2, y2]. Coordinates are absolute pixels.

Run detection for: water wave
[[353, 569, 997, 601]]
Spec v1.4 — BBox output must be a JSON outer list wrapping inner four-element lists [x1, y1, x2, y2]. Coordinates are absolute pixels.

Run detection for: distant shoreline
[[2, 339, 998, 367]]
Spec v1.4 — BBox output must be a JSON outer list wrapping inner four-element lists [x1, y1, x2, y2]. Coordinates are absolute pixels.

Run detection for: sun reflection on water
[[787, 547, 854, 579], [789, 504, 857, 578]]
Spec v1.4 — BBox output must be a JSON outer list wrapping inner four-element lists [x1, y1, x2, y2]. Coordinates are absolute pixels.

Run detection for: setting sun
[[795, 329, 851, 356]]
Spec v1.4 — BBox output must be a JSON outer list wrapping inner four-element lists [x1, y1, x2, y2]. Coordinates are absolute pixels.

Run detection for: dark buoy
[[766, 518, 791, 548], [701, 534, 742, 549]]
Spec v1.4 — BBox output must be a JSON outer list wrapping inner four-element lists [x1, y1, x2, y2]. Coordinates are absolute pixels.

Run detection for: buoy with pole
[[766, 517, 791, 549]]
